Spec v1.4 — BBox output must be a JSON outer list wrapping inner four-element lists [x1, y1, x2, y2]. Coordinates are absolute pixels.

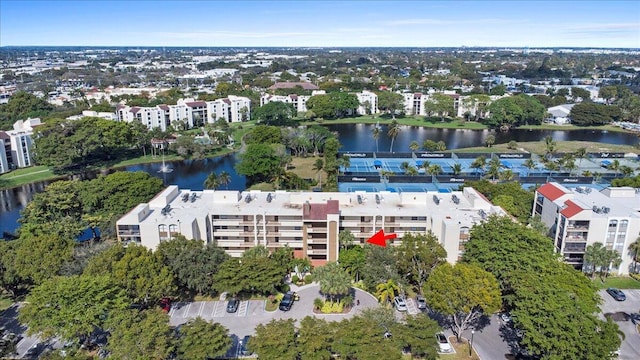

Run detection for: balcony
[[118, 230, 141, 236], [306, 227, 327, 234]]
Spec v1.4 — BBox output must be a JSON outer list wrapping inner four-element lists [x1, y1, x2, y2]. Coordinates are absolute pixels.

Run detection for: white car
[[501, 312, 512, 323], [393, 296, 407, 312], [436, 333, 453, 353]]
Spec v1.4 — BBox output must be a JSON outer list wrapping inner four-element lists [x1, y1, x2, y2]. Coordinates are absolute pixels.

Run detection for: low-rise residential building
[[116, 186, 505, 266], [0, 118, 42, 171], [116, 96, 251, 131], [260, 94, 310, 113], [260, 90, 376, 115], [533, 182, 640, 275], [546, 104, 576, 125], [356, 90, 379, 115]]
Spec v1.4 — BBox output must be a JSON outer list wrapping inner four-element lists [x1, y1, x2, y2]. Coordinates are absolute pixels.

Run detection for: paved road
[[599, 289, 640, 360]]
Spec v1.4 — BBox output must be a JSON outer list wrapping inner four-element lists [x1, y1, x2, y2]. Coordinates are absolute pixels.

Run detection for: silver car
[[394, 296, 407, 311]]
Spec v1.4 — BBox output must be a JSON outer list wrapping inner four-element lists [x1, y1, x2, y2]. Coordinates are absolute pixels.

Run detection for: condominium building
[[355, 90, 379, 115], [116, 96, 251, 131], [116, 186, 505, 266], [533, 182, 640, 275], [260, 94, 310, 113], [401, 91, 460, 117], [0, 118, 42, 171]]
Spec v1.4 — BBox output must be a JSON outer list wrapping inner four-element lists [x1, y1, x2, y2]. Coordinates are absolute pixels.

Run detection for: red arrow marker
[[366, 229, 397, 247]]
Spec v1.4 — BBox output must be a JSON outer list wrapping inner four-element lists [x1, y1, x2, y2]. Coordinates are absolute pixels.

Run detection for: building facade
[[260, 90, 378, 116], [117, 186, 505, 266], [533, 182, 640, 275], [116, 96, 251, 131], [0, 118, 42, 172]]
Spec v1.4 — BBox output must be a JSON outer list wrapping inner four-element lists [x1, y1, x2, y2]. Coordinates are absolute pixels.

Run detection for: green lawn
[[302, 115, 488, 130], [0, 165, 61, 190], [593, 276, 640, 289], [0, 295, 13, 312], [518, 123, 627, 133], [448, 141, 639, 157]]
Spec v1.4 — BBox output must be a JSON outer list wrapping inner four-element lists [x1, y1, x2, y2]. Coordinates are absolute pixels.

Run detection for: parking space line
[[213, 301, 226, 317], [197, 302, 205, 317], [238, 300, 249, 317], [211, 301, 219, 317]]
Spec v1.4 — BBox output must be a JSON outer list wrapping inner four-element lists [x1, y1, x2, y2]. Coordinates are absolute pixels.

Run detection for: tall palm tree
[[628, 237, 640, 274], [218, 171, 231, 189], [203, 172, 219, 189], [372, 125, 381, 153], [574, 147, 587, 168], [486, 157, 502, 180], [543, 135, 557, 160], [387, 120, 401, 153], [375, 279, 400, 304], [427, 164, 443, 175], [603, 250, 622, 279], [584, 242, 606, 279]]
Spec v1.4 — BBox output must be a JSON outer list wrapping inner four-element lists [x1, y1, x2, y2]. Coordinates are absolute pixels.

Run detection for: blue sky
[[1, 1, 638, 47]]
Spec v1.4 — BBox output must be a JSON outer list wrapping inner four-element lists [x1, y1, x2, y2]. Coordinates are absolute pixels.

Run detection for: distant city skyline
[[1, 1, 639, 48]]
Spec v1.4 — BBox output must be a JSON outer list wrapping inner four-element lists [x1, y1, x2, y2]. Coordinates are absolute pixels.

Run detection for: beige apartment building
[[533, 182, 640, 275], [117, 186, 505, 266]]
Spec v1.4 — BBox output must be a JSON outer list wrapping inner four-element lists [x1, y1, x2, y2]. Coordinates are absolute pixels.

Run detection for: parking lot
[[599, 289, 640, 360]]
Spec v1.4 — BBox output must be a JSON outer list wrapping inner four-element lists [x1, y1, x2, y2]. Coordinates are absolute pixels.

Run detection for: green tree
[[485, 134, 496, 147], [110, 245, 177, 305], [570, 87, 591, 101], [486, 97, 523, 128], [332, 310, 402, 360], [391, 314, 440, 359], [409, 140, 420, 152], [363, 244, 401, 291], [394, 232, 447, 292], [177, 317, 232, 360], [250, 319, 298, 360], [313, 262, 352, 302], [423, 263, 501, 341], [254, 101, 296, 125], [338, 245, 365, 281], [245, 125, 282, 145], [204, 172, 219, 189], [19, 275, 129, 340], [0, 91, 54, 129], [629, 236, 640, 274], [375, 279, 401, 304], [306, 94, 335, 119], [213, 256, 285, 296], [371, 125, 381, 153], [387, 120, 401, 153], [424, 93, 454, 121], [105, 308, 174, 360], [569, 102, 622, 126], [235, 143, 283, 184], [156, 236, 229, 296], [376, 91, 404, 118], [13, 234, 75, 285], [297, 317, 333, 360]]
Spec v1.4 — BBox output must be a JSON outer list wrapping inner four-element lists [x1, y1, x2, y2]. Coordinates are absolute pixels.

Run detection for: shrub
[[507, 140, 518, 150], [342, 295, 354, 308], [291, 275, 299, 284], [332, 301, 344, 313], [321, 302, 333, 313], [314, 298, 324, 310], [304, 275, 314, 284]]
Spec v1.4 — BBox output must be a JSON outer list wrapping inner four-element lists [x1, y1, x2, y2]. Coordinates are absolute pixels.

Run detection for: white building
[[0, 132, 9, 174], [116, 96, 251, 131], [260, 94, 310, 113], [116, 186, 506, 266], [2, 118, 42, 169], [533, 182, 640, 275], [356, 90, 378, 115], [546, 104, 576, 125]]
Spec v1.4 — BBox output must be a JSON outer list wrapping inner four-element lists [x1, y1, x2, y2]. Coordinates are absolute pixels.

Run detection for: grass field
[[304, 115, 488, 130], [0, 295, 13, 312], [593, 276, 640, 289], [0, 165, 61, 190]]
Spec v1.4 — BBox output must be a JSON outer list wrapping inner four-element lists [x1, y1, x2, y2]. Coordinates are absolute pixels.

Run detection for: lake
[[1, 125, 638, 236]]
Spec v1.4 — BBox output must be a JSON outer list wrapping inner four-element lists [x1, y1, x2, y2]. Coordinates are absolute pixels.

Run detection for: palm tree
[[628, 237, 640, 274], [338, 155, 350, 175], [523, 158, 537, 174], [451, 163, 463, 176], [406, 166, 419, 176], [387, 120, 401, 153], [372, 125, 381, 153], [427, 164, 442, 175], [603, 250, 622, 279], [409, 140, 420, 153], [620, 165, 634, 177], [543, 135, 557, 160], [470, 156, 486, 175], [375, 279, 400, 304], [485, 134, 496, 148], [610, 159, 621, 177], [499, 169, 515, 181], [584, 242, 606, 279], [574, 147, 587, 168], [204, 172, 219, 189], [582, 170, 592, 177], [218, 171, 231, 189], [400, 161, 410, 173], [486, 157, 501, 180]]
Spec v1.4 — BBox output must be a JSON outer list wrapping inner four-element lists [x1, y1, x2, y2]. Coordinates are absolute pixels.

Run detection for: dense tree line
[[464, 179, 534, 222], [485, 94, 546, 128], [306, 92, 359, 119], [569, 102, 622, 126], [463, 216, 622, 359]]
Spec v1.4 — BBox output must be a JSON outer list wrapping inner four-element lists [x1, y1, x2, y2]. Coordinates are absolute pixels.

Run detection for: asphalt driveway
[[599, 289, 640, 360]]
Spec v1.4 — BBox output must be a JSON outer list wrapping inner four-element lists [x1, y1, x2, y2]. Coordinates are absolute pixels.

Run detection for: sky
[[1, 0, 639, 48]]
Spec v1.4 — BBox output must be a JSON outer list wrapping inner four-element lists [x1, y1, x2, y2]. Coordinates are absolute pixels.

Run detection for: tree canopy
[[105, 308, 175, 360], [569, 102, 622, 126], [177, 317, 231, 360], [254, 101, 297, 125]]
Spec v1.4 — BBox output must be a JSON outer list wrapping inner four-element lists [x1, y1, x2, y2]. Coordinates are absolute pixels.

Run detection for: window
[[609, 220, 618, 228]]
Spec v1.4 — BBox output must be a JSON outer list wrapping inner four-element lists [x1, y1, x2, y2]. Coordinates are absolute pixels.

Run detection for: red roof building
[[537, 183, 567, 201]]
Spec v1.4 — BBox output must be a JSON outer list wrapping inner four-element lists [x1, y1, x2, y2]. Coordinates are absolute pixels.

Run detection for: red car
[[159, 297, 172, 313]]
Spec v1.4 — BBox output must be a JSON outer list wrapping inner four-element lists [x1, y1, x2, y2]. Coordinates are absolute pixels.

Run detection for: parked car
[[416, 295, 427, 310], [226, 298, 240, 313], [159, 297, 172, 313], [394, 296, 407, 312], [436, 333, 452, 353], [630, 313, 640, 325], [500, 312, 512, 323], [606, 288, 626, 301], [279, 292, 294, 311], [240, 335, 253, 356]]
